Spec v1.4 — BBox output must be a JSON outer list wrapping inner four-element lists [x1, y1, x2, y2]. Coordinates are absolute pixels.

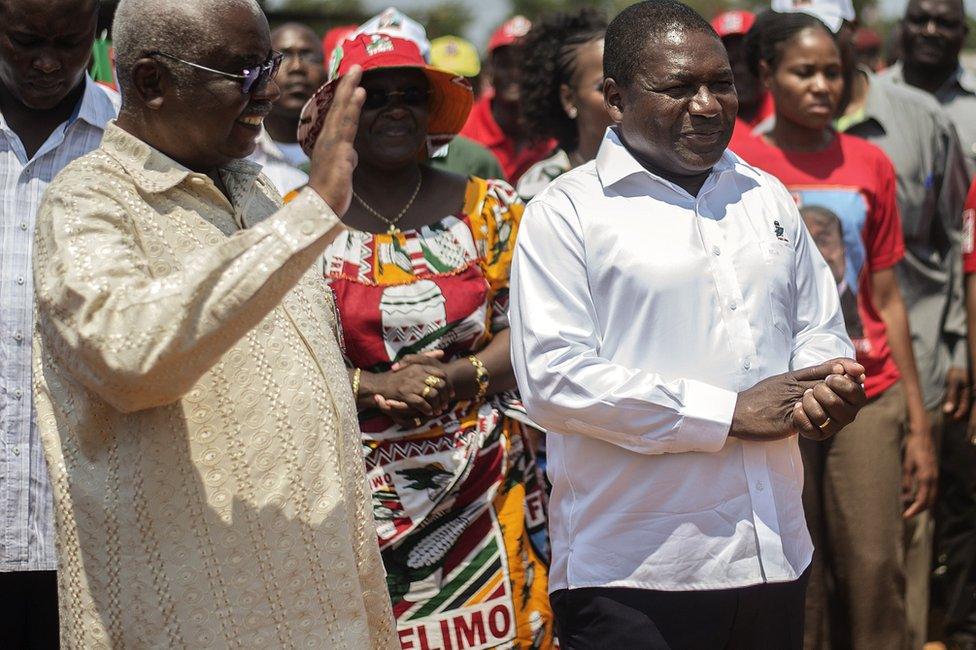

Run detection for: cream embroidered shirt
[[32, 122, 396, 649]]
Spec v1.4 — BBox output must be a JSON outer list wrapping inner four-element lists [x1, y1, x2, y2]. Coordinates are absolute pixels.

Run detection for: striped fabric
[[0, 76, 117, 572]]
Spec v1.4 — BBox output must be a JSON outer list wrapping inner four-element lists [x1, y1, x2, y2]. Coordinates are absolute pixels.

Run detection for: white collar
[[595, 126, 736, 197]]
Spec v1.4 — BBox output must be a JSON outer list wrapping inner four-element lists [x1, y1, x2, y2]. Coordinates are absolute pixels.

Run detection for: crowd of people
[[1, 0, 975, 648]]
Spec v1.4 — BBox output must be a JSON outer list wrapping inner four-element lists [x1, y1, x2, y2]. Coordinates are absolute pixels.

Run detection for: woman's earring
[[567, 106, 578, 119]]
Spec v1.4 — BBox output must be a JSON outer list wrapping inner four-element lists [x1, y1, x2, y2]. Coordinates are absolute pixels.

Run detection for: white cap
[[355, 7, 432, 62], [770, 0, 855, 32]]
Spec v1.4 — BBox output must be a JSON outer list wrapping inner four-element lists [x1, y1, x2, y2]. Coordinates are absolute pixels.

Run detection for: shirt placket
[[696, 191, 789, 582], [1, 150, 35, 564]]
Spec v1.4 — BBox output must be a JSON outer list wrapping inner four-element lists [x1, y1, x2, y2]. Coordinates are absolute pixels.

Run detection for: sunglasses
[[149, 51, 284, 95], [362, 87, 430, 110]]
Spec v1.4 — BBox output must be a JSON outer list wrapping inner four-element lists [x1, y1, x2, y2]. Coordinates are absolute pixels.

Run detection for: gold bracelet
[[351, 368, 362, 398], [468, 355, 489, 401]]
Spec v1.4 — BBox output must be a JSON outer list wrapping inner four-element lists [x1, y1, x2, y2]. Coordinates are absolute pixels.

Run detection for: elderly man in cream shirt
[[31, 0, 394, 647]]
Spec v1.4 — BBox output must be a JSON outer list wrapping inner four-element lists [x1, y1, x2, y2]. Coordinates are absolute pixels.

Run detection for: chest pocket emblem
[[774, 220, 789, 243]]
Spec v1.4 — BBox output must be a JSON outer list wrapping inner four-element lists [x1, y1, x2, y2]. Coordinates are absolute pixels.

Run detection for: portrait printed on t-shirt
[[797, 198, 866, 348]]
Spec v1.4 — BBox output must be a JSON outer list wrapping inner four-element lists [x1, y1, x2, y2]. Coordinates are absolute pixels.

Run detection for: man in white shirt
[[509, 2, 867, 646], [0, 0, 117, 645]]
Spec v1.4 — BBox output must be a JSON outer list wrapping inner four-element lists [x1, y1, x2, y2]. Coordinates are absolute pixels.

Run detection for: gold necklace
[[352, 171, 423, 235]]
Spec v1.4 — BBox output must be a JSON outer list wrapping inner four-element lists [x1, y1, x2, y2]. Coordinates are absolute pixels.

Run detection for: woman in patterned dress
[[299, 34, 554, 649]]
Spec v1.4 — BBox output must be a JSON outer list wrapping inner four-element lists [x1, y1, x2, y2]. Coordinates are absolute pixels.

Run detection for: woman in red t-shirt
[[736, 11, 935, 648]]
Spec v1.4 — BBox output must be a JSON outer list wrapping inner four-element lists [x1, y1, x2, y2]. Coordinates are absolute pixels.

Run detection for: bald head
[[113, 0, 267, 104]]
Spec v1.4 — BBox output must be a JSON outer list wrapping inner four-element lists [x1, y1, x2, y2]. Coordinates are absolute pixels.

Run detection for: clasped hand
[[368, 351, 456, 427], [731, 358, 867, 441]]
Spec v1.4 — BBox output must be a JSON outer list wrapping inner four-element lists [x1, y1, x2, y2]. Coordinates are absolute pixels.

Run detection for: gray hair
[[112, 0, 264, 104]]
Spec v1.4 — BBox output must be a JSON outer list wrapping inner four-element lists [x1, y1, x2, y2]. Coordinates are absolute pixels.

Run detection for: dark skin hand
[[362, 330, 517, 427], [306, 67, 365, 216], [353, 350, 454, 423], [731, 358, 867, 442], [943, 365, 970, 421]]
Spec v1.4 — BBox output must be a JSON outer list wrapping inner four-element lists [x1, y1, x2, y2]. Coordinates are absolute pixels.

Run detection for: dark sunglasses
[[362, 87, 430, 110], [149, 51, 284, 95]]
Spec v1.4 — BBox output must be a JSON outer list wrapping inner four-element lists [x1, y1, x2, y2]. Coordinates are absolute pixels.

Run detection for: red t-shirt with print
[[736, 133, 905, 399], [962, 179, 976, 274], [728, 92, 775, 155]]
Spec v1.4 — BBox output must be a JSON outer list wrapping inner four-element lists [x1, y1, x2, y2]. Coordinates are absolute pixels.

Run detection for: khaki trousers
[[801, 382, 909, 650]]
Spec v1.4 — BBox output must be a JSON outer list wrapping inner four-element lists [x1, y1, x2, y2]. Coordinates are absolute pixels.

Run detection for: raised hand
[[307, 65, 365, 217], [731, 358, 865, 442]]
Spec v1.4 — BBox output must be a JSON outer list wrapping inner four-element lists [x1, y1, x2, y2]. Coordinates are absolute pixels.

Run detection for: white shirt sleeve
[[784, 194, 856, 369], [509, 197, 737, 456]]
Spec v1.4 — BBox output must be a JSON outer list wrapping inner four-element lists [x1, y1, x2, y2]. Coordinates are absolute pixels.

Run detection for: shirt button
[[12, 332, 23, 342], [190, 176, 206, 185], [20, 222, 28, 231], [712, 246, 721, 256], [13, 389, 23, 399], [12, 447, 20, 456], [756, 480, 765, 491], [16, 276, 24, 285], [744, 360, 752, 370], [300, 221, 316, 236], [729, 302, 737, 311]]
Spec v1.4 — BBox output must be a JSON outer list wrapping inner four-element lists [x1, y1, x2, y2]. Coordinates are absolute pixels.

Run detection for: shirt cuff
[[671, 381, 737, 453], [266, 187, 341, 253]]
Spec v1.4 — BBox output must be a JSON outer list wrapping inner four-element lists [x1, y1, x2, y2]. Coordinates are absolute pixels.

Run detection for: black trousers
[[0, 570, 59, 649], [550, 571, 809, 650], [934, 420, 976, 644]]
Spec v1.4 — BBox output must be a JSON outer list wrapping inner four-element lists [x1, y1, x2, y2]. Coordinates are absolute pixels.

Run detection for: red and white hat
[[711, 10, 757, 37], [770, 0, 855, 33], [298, 33, 474, 157], [487, 15, 532, 53]]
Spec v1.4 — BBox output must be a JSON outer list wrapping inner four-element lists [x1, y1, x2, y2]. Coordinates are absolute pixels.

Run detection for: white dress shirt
[[248, 128, 309, 197], [0, 76, 117, 572], [510, 127, 852, 592]]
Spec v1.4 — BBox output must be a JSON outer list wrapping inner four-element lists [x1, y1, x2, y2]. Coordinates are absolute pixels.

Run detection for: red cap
[[299, 34, 473, 157], [487, 15, 532, 53], [853, 27, 882, 50], [711, 10, 756, 38], [322, 25, 357, 66]]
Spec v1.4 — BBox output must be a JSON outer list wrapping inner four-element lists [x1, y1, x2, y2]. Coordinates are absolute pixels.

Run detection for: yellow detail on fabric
[[835, 107, 867, 133]]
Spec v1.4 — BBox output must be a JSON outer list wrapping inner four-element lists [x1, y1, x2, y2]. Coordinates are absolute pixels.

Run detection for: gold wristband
[[468, 355, 489, 401], [351, 368, 362, 399]]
